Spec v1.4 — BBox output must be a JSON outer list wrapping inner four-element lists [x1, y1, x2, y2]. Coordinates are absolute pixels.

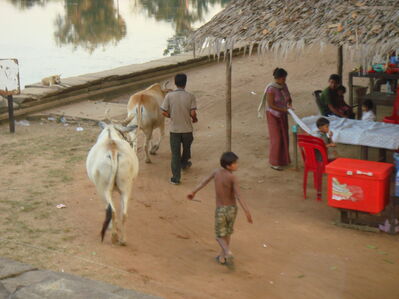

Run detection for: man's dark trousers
[[170, 132, 193, 183]]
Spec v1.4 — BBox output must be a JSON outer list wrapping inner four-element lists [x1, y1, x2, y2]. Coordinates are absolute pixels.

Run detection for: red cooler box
[[325, 158, 393, 214]]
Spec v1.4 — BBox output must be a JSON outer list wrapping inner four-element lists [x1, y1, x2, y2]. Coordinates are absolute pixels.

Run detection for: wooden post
[[369, 78, 374, 92], [226, 51, 232, 151], [337, 45, 343, 81], [7, 95, 15, 133], [378, 149, 387, 162], [348, 72, 354, 106], [360, 146, 368, 160], [340, 209, 349, 223]]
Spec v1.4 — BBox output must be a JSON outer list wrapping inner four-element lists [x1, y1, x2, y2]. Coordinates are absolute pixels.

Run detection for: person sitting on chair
[[316, 117, 337, 160], [335, 85, 355, 119], [319, 74, 340, 116], [361, 100, 376, 121], [319, 74, 352, 118]]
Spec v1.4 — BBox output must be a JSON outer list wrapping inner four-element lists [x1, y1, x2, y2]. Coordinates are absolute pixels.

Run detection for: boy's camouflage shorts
[[215, 205, 238, 238]]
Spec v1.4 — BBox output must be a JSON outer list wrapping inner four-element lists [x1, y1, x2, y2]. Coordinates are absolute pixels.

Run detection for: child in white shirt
[[361, 100, 376, 121]]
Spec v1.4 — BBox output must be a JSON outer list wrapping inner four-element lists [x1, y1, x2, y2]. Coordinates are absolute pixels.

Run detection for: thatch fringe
[[190, 0, 399, 67]]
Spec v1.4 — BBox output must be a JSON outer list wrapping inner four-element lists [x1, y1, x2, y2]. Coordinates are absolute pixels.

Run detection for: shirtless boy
[[187, 152, 253, 267]]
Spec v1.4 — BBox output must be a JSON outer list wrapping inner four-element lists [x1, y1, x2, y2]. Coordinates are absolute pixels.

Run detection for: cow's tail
[[101, 204, 112, 242], [137, 94, 144, 130], [101, 129, 119, 242]]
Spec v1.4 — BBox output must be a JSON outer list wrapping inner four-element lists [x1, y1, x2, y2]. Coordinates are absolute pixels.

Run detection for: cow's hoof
[[119, 240, 127, 246], [111, 233, 119, 244], [149, 151, 156, 155], [145, 159, 152, 164]]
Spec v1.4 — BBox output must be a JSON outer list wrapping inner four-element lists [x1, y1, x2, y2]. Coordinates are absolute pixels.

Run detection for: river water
[[0, 0, 229, 87]]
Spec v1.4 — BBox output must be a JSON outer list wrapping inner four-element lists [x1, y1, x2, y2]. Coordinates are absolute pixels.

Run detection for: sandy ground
[[1, 46, 399, 299]]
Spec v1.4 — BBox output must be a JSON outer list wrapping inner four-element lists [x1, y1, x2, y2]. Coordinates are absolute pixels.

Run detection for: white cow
[[112, 82, 170, 163], [86, 122, 139, 245]]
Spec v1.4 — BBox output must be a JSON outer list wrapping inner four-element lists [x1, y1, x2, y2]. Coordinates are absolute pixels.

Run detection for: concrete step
[[0, 257, 161, 299]]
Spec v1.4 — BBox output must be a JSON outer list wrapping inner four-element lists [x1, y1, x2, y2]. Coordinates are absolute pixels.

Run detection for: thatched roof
[[190, 0, 399, 65]]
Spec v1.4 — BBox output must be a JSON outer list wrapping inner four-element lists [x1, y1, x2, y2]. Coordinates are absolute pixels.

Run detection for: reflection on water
[[2, 0, 229, 86], [54, 0, 126, 53], [7, 0, 48, 10], [139, 0, 230, 55]]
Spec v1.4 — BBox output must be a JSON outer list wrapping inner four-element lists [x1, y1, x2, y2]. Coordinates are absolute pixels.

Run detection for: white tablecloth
[[295, 114, 399, 150]]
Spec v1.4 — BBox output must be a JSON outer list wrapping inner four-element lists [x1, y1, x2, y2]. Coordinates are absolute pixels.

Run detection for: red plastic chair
[[298, 134, 331, 201], [383, 89, 399, 124]]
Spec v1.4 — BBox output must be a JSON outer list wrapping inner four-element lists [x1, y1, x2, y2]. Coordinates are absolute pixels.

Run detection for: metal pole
[[292, 125, 298, 170], [7, 95, 15, 133], [226, 51, 232, 152]]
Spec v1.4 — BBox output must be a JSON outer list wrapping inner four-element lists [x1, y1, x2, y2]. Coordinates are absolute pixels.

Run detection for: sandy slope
[[1, 46, 398, 299]]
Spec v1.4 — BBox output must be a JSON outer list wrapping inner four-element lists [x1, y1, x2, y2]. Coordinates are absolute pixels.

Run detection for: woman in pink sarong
[[257, 68, 292, 170]]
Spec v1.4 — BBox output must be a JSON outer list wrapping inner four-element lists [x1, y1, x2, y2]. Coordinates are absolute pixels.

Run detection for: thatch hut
[[190, 0, 399, 150]]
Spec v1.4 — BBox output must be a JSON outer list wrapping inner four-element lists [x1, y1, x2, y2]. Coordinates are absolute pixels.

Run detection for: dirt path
[[1, 46, 398, 299]]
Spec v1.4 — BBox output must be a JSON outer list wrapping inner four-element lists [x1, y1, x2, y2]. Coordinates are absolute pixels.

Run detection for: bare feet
[[271, 165, 283, 171], [225, 254, 235, 270], [215, 255, 226, 265]]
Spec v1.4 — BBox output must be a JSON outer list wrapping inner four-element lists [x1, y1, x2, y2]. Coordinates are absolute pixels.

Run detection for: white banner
[[0, 59, 20, 96]]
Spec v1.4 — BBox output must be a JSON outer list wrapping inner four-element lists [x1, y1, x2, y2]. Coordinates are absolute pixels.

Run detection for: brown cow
[[115, 83, 170, 163]]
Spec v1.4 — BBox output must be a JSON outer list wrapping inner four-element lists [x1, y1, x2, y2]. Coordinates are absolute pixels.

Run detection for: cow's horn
[[105, 109, 134, 126], [105, 109, 115, 122], [162, 80, 170, 90]]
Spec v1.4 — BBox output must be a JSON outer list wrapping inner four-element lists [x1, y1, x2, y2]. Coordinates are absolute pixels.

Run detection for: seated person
[[320, 74, 353, 118], [361, 99, 376, 121], [319, 74, 340, 116], [335, 85, 355, 119], [316, 117, 337, 160]]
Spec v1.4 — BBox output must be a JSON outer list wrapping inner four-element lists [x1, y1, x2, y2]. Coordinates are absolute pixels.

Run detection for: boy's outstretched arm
[[233, 177, 253, 223], [187, 171, 215, 200]]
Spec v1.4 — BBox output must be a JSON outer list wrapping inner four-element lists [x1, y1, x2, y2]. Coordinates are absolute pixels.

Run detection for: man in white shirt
[[161, 73, 198, 185]]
